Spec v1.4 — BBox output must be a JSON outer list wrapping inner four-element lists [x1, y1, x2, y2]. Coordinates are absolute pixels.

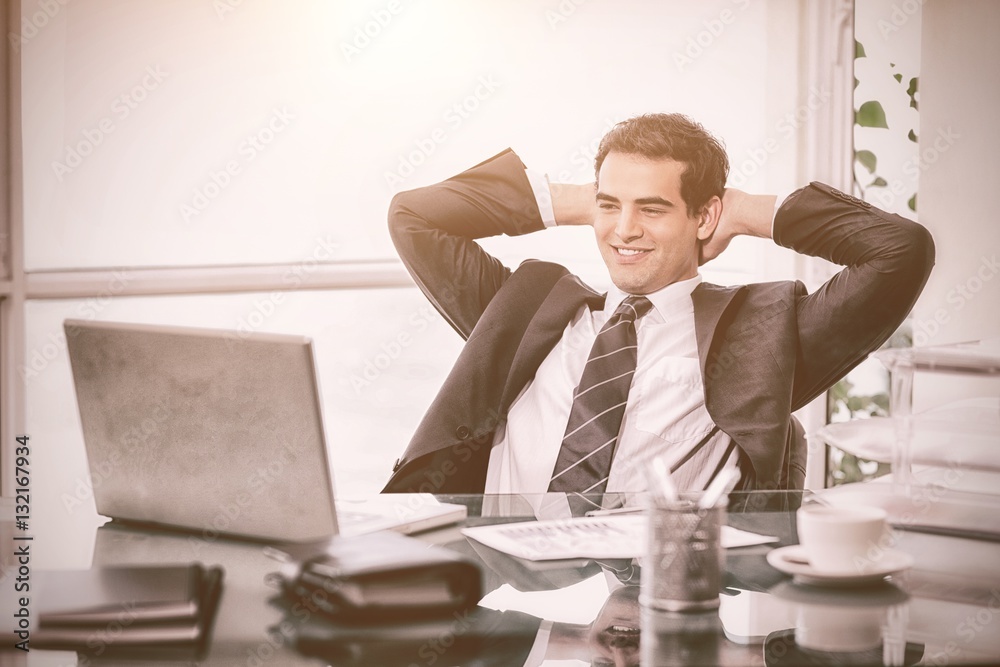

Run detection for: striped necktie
[[548, 295, 653, 494]]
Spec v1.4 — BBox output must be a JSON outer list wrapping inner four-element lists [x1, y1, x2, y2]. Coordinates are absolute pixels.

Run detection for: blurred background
[[1, 0, 997, 567]]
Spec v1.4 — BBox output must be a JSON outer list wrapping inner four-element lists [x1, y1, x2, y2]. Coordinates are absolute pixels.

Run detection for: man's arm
[[388, 149, 547, 339], [705, 184, 935, 410], [548, 182, 597, 227], [699, 189, 777, 262]]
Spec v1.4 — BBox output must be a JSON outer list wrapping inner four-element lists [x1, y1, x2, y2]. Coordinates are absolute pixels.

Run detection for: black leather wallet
[[272, 530, 482, 623]]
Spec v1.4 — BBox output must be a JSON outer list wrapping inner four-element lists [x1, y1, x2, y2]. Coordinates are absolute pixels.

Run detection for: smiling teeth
[[609, 625, 639, 634], [617, 248, 645, 256]]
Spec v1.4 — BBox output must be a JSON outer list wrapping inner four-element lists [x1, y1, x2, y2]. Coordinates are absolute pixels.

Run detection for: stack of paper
[[462, 515, 777, 561]]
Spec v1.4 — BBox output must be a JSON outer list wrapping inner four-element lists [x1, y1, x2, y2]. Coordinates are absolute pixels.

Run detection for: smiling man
[[382, 113, 934, 499]]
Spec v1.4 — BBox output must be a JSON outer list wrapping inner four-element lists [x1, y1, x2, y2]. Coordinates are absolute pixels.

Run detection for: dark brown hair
[[594, 113, 729, 217]]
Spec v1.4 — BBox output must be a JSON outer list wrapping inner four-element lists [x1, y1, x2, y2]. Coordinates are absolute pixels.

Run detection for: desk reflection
[[761, 582, 923, 667]]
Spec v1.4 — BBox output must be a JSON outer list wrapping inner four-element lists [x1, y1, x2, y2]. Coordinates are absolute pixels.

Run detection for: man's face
[[594, 153, 703, 295], [588, 585, 641, 667]]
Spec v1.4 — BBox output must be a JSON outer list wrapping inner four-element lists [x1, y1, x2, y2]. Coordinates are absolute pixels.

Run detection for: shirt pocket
[[633, 357, 713, 444]]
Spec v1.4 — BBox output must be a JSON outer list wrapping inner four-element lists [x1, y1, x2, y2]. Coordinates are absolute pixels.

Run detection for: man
[[382, 113, 934, 496]]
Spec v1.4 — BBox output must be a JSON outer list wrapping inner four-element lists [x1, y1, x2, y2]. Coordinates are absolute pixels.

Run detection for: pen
[[584, 506, 646, 517]]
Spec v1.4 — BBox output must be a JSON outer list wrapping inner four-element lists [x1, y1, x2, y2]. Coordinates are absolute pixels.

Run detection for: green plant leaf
[[908, 194, 917, 212], [855, 40, 866, 58], [856, 150, 878, 173], [870, 176, 888, 187], [846, 396, 869, 412], [907, 77, 918, 110], [894, 73, 902, 83], [856, 101, 889, 128], [908, 129, 918, 143]]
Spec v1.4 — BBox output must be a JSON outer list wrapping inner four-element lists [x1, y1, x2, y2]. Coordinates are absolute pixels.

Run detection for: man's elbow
[[387, 190, 412, 235], [887, 220, 936, 309], [387, 188, 428, 247], [906, 221, 936, 283]]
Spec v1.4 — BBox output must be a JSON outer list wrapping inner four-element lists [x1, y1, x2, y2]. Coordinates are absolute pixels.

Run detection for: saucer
[[764, 628, 927, 666], [766, 545, 913, 587]]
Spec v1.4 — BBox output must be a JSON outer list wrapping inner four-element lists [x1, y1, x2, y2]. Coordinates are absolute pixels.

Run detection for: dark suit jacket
[[382, 149, 934, 494]]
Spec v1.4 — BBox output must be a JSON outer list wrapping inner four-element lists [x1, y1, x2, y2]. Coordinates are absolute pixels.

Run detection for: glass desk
[[15, 491, 1000, 666]]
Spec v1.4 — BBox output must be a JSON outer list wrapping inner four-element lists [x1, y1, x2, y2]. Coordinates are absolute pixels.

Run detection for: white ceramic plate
[[766, 545, 913, 587]]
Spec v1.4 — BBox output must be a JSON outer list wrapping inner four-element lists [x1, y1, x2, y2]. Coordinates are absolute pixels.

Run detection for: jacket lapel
[[501, 274, 605, 409], [691, 282, 746, 382]]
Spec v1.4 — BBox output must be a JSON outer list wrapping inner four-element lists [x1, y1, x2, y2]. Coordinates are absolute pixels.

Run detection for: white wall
[[20, 0, 804, 281], [912, 0, 1000, 408]]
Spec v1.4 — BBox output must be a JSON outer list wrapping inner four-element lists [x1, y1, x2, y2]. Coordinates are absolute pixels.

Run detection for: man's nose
[[615, 209, 643, 243]]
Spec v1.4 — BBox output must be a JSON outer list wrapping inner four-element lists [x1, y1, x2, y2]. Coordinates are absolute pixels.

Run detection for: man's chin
[[609, 275, 654, 296]]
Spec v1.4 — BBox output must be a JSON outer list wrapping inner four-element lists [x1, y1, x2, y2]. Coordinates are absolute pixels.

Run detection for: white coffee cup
[[796, 505, 889, 575]]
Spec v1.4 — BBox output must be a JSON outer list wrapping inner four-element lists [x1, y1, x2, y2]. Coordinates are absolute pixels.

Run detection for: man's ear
[[696, 195, 723, 241]]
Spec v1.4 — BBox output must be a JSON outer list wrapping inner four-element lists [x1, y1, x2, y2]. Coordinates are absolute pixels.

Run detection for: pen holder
[[640, 497, 726, 612]]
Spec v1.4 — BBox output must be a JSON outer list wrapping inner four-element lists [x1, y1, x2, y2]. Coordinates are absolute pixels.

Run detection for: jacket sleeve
[[388, 149, 547, 339], [773, 182, 935, 410]]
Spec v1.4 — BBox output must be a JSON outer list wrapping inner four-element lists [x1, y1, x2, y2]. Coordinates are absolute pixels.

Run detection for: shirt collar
[[604, 274, 702, 322]]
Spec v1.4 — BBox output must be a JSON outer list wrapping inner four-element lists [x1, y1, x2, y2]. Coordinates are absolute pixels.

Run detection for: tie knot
[[615, 296, 653, 323]]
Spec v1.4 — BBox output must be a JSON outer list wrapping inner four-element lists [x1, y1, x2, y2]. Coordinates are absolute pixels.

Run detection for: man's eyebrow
[[595, 193, 677, 208], [634, 196, 675, 208]]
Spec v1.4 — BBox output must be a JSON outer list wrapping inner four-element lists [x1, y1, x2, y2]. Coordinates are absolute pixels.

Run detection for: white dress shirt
[[484, 274, 738, 497]]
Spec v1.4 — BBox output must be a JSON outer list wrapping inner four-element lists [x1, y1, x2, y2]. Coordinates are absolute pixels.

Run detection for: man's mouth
[[607, 625, 640, 635], [601, 624, 641, 649], [613, 246, 652, 258]]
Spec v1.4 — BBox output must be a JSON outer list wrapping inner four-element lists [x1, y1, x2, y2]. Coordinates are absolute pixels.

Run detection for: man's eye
[[643, 208, 665, 215], [598, 203, 619, 211]]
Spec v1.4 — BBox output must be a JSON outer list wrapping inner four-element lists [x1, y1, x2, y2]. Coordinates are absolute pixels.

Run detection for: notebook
[[33, 564, 223, 659], [64, 319, 465, 543]]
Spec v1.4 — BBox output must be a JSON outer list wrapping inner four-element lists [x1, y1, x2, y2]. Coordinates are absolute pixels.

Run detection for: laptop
[[63, 319, 465, 543]]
